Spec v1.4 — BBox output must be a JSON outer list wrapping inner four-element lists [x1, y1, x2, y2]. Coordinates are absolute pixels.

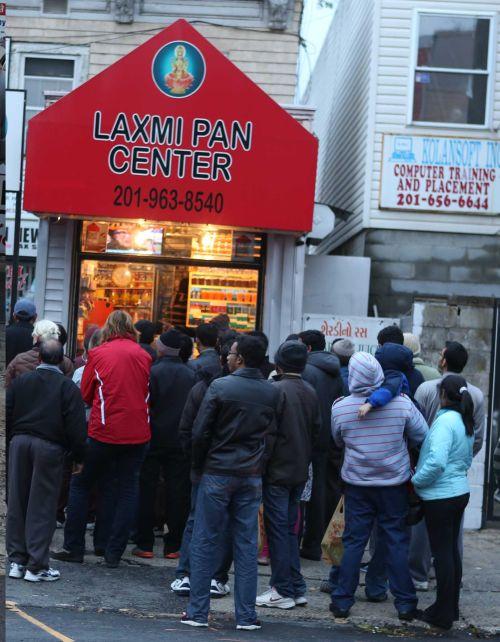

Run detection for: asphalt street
[[6, 605, 476, 642]]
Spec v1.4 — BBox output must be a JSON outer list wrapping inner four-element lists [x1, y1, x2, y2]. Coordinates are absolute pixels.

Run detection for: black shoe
[[398, 608, 420, 622], [299, 549, 321, 562], [51, 549, 84, 563], [416, 610, 453, 630], [105, 559, 120, 568], [94, 548, 105, 557], [366, 593, 388, 603], [329, 603, 350, 619]]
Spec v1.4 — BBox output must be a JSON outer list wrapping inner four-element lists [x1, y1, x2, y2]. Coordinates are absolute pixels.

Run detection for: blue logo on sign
[[152, 41, 206, 99], [390, 136, 415, 162]]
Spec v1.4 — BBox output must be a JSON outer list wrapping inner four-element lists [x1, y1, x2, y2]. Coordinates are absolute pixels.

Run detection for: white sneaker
[[24, 568, 61, 582], [9, 563, 25, 579], [256, 587, 295, 609], [210, 579, 230, 598], [236, 621, 262, 630], [171, 576, 190, 596], [413, 579, 429, 591], [295, 596, 308, 606]]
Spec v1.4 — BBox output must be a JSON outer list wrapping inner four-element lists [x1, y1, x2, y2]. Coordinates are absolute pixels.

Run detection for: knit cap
[[348, 352, 384, 395], [157, 329, 183, 356], [331, 338, 355, 359], [274, 340, 308, 373]]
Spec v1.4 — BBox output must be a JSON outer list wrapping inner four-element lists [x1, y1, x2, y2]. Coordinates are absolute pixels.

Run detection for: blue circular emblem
[[152, 41, 206, 99]]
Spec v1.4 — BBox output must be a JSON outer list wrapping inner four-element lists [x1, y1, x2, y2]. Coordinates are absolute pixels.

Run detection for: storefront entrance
[[75, 220, 264, 352]]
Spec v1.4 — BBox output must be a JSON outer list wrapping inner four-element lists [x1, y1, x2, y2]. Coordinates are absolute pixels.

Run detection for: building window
[[412, 13, 492, 126], [23, 56, 75, 121], [42, 0, 69, 14]]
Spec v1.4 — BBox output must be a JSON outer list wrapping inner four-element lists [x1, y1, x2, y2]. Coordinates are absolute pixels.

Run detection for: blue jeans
[[176, 481, 233, 583], [263, 483, 306, 598], [64, 438, 147, 562], [187, 474, 261, 626], [331, 484, 417, 614]]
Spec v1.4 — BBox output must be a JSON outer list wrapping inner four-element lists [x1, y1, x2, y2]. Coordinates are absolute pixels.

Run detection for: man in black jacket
[[133, 329, 196, 559], [182, 335, 283, 631], [188, 323, 221, 379], [6, 339, 86, 582], [256, 341, 320, 610], [6, 299, 37, 366], [299, 329, 344, 560]]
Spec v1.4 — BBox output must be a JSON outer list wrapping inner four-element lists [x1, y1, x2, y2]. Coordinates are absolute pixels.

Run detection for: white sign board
[[6, 90, 26, 192], [303, 314, 400, 355], [380, 134, 500, 215]]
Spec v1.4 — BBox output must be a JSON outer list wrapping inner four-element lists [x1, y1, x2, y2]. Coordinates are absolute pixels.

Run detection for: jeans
[[135, 449, 191, 553], [328, 523, 388, 598], [176, 481, 233, 583], [187, 474, 261, 626], [423, 493, 469, 629], [263, 483, 306, 598], [64, 438, 147, 562], [331, 484, 417, 614]]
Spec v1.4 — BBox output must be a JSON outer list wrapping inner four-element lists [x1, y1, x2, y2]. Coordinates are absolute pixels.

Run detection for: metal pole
[[9, 190, 22, 320]]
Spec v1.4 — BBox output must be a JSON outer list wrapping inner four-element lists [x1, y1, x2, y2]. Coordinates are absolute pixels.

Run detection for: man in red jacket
[[52, 311, 151, 567]]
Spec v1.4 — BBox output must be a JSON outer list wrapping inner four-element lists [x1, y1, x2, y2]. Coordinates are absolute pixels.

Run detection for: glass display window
[[81, 221, 262, 264]]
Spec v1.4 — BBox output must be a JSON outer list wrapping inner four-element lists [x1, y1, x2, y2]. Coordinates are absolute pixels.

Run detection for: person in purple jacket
[[329, 352, 428, 621]]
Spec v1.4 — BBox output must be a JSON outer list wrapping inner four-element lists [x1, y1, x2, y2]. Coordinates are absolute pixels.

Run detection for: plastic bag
[[321, 496, 345, 565]]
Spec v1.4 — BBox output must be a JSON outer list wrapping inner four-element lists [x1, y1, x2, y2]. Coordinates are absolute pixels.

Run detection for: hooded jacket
[[332, 352, 428, 486], [302, 351, 344, 451], [376, 343, 424, 397], [265, 373, 321, 487]]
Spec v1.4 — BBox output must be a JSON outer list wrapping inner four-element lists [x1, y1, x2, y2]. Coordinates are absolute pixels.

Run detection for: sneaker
[[180, 613, 208, 628], [256, 587, 295, 609], [236, 620, 262, 631], [210, 579, 230, 598], [171, 577, 190, 596], [413, 580, 429, 592], [320, 580, 332, 594], [294, 596, 308, 606], [398, 609, 419, 622], [9, 563, 25, 579], [24, 568, 60, 582], [50, 549, 84, 563], [164, 551, 180, 560], [257, 554, 270, 566], [131, 547, 154, 559]]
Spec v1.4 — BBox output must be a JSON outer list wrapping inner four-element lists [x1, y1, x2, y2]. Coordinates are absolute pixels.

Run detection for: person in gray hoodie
[[330, 352, 427, 620], [299, 330, 344, 560]]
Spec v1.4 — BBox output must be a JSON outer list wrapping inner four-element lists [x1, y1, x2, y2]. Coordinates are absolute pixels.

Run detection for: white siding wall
[[305, 0, 376, 247], [370, 0, 500, 236]]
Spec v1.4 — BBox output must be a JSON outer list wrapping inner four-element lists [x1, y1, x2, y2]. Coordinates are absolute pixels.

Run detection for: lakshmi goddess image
[[164, 45, 194, 94]]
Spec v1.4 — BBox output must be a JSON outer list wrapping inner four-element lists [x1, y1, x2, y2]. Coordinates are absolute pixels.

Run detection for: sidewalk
[[45, 526, 500, 636]]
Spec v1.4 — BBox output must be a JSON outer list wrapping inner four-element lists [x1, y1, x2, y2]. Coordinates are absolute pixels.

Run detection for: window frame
[[41, 0, 70, 16], [407, 9, 496, 130], [23, 55, 76, 119]]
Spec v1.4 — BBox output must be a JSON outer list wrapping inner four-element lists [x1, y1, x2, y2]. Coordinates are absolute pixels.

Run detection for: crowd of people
[[5, 297, 488, 632]]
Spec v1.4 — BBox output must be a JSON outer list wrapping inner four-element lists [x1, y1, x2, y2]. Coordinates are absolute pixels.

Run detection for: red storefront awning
[[24, 20, 318, 233]]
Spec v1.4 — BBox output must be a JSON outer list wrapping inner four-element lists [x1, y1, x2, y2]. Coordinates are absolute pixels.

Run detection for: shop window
[[81, 221, 262, 263], [23, 56, 74, 122], [411, 13, 492, 126], [77, 260, 259, 350], [42, 0, 69, 14]]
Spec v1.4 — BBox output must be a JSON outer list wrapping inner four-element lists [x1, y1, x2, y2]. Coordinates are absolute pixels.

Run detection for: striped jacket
[[331, 394, 428, 486]]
